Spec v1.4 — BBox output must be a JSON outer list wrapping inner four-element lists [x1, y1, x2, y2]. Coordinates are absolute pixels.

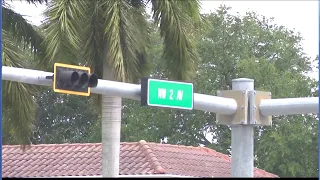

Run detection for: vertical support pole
[[231, 78, 254, 177]]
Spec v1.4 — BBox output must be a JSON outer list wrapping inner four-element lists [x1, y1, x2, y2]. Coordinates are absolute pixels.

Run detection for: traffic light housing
[[53, 63, 98, 96]]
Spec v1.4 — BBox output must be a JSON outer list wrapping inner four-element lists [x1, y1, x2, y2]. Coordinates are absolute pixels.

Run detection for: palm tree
[[43, 0, 203, 177], [2, 0, 47, 146]]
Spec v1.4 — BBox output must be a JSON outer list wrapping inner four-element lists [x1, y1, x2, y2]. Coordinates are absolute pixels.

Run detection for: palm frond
[[24, 0, 48, 4], [2, 7, 46, 59], [180, 0, 209, 31], [151, 0, 201, 81], [100, 0, 150, 82], [2, 30, 33, 68], [4, 0, 47, 4], [178, 0, 202, 23], [43, 0, 86, 67], [2, 30, 38, 147], [78, 1, 106, 78], [80, 1, 151, 111], [2, 81, 37, 147], [128, 0, 148, 9]]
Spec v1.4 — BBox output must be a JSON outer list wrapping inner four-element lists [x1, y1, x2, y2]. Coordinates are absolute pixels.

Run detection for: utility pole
[[216, 78, 273, 177], [231, 78, 254, 177]]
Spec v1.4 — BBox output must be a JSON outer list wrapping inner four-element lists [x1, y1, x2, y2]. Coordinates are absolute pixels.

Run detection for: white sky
[[8, 0, 319, 81]]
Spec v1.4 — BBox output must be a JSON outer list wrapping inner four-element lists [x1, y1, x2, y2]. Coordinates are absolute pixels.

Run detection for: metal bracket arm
[[216, 90, 249, 125], [216, 90, 272, 126]]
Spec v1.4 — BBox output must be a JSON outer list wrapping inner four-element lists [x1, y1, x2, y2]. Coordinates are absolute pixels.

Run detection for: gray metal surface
[[231, 78, 254, 177], [2, 66, 238, 115], [259, 97, 318, 116]]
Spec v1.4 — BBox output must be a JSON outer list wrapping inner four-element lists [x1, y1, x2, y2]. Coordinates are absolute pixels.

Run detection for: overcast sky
[[8, 0, 319, 80]]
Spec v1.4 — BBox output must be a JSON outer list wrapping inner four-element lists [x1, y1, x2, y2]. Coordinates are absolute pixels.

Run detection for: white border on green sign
[[147, 79, 194, 110]]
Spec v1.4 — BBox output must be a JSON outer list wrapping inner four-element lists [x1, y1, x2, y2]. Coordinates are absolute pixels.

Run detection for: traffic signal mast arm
[[2, 65, 319, 178], [2, 66, 318, 116], [260, 97, 318, 116]]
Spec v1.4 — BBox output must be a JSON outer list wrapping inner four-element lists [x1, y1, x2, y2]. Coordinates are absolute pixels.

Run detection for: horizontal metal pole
[[193, 93, 237, 115], [2, 66, 238, 115], [259, 97, 319, 116]]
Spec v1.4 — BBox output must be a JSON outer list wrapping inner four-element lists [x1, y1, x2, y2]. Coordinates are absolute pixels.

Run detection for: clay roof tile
[[2, 141, 278, 178]]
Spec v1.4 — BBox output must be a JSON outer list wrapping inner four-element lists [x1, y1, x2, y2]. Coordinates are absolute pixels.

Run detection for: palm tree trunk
[[101, 59, 122, 177]]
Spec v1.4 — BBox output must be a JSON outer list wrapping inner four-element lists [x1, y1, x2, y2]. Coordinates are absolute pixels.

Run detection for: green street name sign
[[141, 78, 194, 110]]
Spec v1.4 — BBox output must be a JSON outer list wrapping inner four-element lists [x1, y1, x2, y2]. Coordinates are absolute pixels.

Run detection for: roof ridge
[[3, 142, 140, 148], [146, 142, 198, 148], [254, 167, 278, 177], [138, 140, 166, 174], [136, 142, 233, 163], [199, 146, 231, 162]]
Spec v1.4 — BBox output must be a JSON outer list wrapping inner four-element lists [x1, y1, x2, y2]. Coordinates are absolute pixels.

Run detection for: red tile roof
[[2, 140, 278, 178]]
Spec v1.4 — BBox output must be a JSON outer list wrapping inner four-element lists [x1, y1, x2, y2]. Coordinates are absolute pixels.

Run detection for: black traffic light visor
[[78, 72, 89, 87], [88, 74, 98, 87], [58, 70, 80, 85]]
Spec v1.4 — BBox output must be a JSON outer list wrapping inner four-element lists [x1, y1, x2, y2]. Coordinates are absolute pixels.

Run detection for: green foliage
[[2, 6, 44, 56], [117, 5, 318, 177], [2, 0, 47, 146], [256, 115, 318, 177], [42, 0, 84, 68], [151, 0, 201, 80], [31, 88, 99, 144], [43, 0, 201, 83]]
